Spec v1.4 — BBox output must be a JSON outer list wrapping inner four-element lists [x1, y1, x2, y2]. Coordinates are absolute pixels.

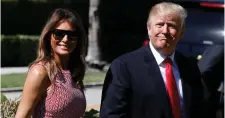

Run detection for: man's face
[[147, 13, 183, 56]]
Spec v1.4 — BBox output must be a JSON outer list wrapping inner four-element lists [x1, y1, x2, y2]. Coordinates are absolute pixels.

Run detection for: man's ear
[[147, 24, 151, 36], [179, 24, 185, 38], [180, 29, 184, 37]]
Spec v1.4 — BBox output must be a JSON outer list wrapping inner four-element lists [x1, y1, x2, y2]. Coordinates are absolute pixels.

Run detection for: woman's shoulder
[[22, 61, 51, 97], [28, 61, 49, 80]]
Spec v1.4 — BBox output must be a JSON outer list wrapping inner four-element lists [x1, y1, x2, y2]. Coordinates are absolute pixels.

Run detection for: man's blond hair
[[147, 2, 187, 28]]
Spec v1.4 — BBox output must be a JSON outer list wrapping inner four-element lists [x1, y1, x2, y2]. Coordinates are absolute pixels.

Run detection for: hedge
[[1, 34, 143, 67], [1, 35, 39, 67], [1, 93, 8, 102]]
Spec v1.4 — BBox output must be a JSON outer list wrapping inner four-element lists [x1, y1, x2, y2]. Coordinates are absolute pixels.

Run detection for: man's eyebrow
[[155, 20, 177, 23], [166, 21, 177, 25]]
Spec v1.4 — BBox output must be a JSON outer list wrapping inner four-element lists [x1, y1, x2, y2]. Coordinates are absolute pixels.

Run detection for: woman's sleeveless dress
[[32, 64, 86, 118]]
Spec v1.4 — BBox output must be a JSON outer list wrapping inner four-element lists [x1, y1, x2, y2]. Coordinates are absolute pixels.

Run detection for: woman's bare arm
[[15, 64, 50, 118]]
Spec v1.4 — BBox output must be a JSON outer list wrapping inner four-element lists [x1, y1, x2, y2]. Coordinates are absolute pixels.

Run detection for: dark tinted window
[[172, 0, 224, 58]]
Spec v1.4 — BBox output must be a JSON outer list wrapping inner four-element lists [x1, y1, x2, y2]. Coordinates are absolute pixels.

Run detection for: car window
[[172, 0, 224, 58]]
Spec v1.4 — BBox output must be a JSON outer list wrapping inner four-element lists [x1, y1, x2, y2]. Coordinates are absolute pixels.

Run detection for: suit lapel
[[142, 46, 193, 118], [143, 46, 167, 96], [143, 46, 173, 117], [175, 52, 191, 118]]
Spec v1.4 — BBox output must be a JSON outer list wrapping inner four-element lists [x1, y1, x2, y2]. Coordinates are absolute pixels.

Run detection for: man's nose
[[162, 24, 169, 34]]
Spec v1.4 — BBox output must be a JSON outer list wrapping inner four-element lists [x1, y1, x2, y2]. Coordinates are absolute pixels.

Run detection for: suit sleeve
[[198, 45, 223, 75], [198, 45, 224, 92], [190, 58, 206, 118], [197, 45, 224, 118], [100, 59, 131, 118]]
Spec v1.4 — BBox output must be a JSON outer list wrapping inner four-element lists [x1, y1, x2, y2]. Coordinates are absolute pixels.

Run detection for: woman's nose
[[61, 35, 69, 42]]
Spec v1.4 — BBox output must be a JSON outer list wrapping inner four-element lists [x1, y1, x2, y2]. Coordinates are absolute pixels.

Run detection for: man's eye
[[168, 24, 177, 29], [156, 24, 163, 28]]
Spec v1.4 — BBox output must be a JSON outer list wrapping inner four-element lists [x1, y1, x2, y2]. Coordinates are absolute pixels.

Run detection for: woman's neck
[[53, 54, 69, 70]]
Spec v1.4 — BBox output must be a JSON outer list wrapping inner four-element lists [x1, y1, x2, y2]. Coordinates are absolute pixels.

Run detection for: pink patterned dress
[[32, 65, 86, 118]]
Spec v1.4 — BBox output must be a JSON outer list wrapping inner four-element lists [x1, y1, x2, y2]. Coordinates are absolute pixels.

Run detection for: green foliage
[[1, 35, 39, 67], [84, 109, 100, 118], [1, 93, 8, 102], [1, 99, 20, 118]]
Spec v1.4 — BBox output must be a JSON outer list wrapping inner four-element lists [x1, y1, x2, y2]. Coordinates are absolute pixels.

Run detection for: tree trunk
[[86, 0, 103, 68]]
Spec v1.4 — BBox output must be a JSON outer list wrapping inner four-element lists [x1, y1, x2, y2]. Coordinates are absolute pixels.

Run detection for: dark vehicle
[[98, 0, 224, 62], [172, 0, 224, 58]]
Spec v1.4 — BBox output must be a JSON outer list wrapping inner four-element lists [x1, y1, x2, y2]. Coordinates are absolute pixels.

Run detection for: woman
[[15, 8, 87, 118]]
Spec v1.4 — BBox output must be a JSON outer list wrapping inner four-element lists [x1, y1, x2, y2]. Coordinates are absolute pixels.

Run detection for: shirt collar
[[149, 40, 175, 66]]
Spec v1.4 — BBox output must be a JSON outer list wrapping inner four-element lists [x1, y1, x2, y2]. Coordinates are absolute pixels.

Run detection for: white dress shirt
[[149, 41, 185, 118]]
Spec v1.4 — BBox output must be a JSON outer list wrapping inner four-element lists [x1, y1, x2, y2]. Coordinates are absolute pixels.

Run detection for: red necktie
[[164, 58, 182, 118]]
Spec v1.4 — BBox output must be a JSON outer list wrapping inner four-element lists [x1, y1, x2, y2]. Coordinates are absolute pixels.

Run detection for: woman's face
[[50, 20, 78, 57]]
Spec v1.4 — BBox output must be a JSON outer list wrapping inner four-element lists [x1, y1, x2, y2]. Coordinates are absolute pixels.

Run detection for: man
[[198, 45, 224, 118], [100, 2, 205, 118]]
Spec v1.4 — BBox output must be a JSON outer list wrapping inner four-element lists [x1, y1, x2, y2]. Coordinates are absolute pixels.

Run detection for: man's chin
[[155, 45, 174, 56], [155, 44, 167, 49]]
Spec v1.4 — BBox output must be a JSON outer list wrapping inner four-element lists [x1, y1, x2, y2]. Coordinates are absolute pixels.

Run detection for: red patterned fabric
[[32, 64, 86, 118], [164, 58, 181, 118]]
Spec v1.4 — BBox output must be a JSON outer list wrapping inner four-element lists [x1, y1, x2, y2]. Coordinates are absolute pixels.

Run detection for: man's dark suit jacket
[[198, 45, 224, 93], [198, 45, 224, 118], [100, 45, 204, 118]]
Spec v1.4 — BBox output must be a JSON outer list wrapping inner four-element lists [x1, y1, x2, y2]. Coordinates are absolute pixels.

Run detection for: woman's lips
[[58, 44, 69, 49]]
